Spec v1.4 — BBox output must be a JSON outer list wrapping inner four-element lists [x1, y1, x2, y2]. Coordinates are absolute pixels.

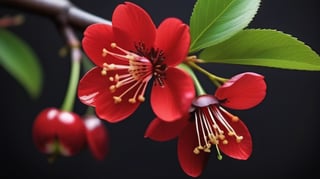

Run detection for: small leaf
[[0, 29, 43, 98], [200, 29, 320, 71], [189, 0, 261, 53]]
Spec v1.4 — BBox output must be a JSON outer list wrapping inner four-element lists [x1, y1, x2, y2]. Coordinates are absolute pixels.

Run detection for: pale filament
[[193, 105, 244, 156], [207, 107, 227, 143], [193, 110, 214, 154], [211, 106, 243, 143], [101, 43, 153, 104], [193, 112, 202, 154]]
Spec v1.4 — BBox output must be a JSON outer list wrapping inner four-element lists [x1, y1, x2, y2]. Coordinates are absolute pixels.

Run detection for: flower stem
[[60, 27, 81, 111], [186, 60, 228, 87], [178, 63, 206, 96], [61, 56, 80, 111]]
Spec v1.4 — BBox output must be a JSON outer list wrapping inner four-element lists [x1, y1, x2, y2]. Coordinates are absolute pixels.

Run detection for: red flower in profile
[[32, 108, 86, 158], [145, 72, 267, 177], [78, 2, 194, 123], [32, 108, 109, 161]]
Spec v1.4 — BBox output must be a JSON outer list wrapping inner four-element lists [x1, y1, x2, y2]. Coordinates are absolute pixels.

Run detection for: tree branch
[[0, 0, 112, 30]]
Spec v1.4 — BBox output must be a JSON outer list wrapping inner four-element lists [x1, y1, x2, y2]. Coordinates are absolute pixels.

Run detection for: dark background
[[1, 0, 320, 178]]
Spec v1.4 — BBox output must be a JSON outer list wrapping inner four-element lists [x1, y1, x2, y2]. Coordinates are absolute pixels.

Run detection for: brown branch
[[0, 0, 111, 30]]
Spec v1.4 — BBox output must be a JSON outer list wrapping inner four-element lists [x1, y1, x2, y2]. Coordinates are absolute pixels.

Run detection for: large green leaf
[[0, 29, 43, 98], [200, 29, 320, 70], [189, 0, 261, 53]]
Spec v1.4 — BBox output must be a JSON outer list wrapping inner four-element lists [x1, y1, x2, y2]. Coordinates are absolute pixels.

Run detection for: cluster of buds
[[32, 107, 109, 162]]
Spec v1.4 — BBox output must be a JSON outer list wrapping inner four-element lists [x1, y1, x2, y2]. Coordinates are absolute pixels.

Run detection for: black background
[[1, 0, 320, 178]]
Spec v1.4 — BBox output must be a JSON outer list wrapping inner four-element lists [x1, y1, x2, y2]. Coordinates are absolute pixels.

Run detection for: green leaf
[[0, 29, 43, 98], [189, 0, 261, 53], [200, 29, 320, 71]]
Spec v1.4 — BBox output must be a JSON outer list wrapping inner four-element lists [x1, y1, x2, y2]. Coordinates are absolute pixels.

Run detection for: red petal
[[78, 67, 141, 123], [84, 116, 109, 160], [144, 116, 189, 142], [218, 109, 252, 160], [95, 92, 140, 123], [155, 18, 190, 66], [178, 123, 209, 177], [32, 108, 59, 154], [78, 67, 109, 107], [56, 111, 86, 156], [112, 2, 156, 51], [151, 68, 195, 122], [82, 23, 115, 67], [215, 72, 267, 110]]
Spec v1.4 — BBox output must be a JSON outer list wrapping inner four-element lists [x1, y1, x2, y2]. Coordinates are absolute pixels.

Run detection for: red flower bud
[[83, 115, 109, 160], [32, 108, 86, 157]]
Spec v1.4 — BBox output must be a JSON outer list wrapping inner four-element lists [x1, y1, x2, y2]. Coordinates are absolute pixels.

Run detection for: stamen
[[219, 106, 239, 122], [109, 85, 116, 93], [194, 112, 203, 155], [212, 106, 244, 144], [204, 144, 211, 153], [99, 42, 167, 105], [193, 147, 200, 155], [209, 134, 218, 144], [236, 136, 243, 143], [199, 112, 210, 151], [113, 96, 122, 103], [101, 68, 107, 76], [102, 47, 136, 62], [192, 104, 244, 157]]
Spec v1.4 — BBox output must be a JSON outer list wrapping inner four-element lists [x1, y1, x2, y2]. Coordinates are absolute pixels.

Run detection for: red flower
[[78, 2, 195, 123], [32, 108, 86, 157], [145, 72, 267, 177]]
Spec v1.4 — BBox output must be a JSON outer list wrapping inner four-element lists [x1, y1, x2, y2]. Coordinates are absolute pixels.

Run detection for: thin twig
[[0, 0, 111, 30]]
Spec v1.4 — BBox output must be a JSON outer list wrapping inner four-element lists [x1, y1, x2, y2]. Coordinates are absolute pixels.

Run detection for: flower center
[[134, 42, 167, 86], [192, 95, 243, 159], [101, 42, 167, 104]]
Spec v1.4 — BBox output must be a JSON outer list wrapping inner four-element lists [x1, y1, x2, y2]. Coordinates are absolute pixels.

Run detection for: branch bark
[[0, 0, 112, 30]]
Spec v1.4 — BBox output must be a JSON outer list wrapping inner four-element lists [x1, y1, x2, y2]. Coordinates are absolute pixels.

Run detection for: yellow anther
[[115, 82, 122, 88], [228, 131, 234, 136], [138, 95, 145, 102], [110, 43, 117, 48], [232, 116, 239, 122], [101, 69, 107, 76], [197, 146, 204, 150], [113, 96, 122, 104], [102, 48, 108, 57], [218, 134, 225, 140], [204, 148, 211, 153], [236, 136, 243, 143], [108, 63, 115, 70], [193, 147, 200, 155], [126, 55, 135, 60], [115, 74, 120, 81], [109, 85, 116, 93], [209, 135, 218, 144], [128, 98, 136, 104], [109, 77, 114, 81], [222, 140, 228, 145]]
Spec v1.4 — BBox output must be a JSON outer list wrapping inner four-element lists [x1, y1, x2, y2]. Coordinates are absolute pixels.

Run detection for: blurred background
[[0, 0, 319, 178]]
